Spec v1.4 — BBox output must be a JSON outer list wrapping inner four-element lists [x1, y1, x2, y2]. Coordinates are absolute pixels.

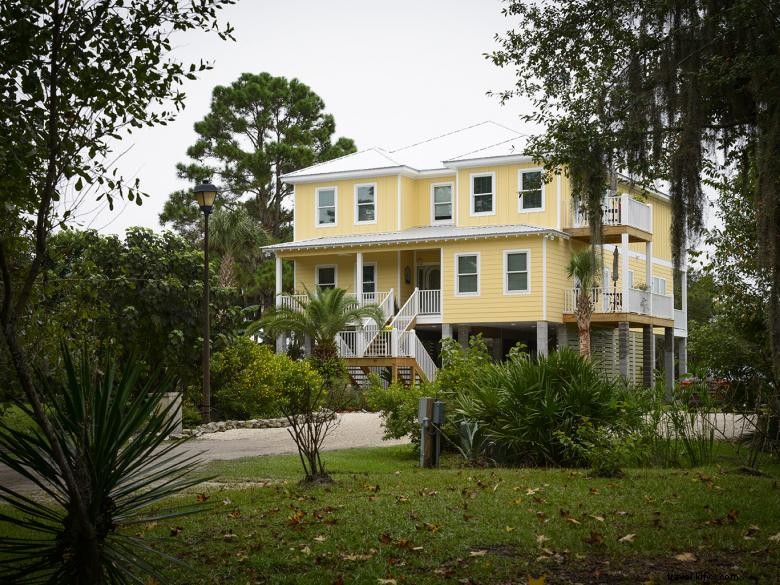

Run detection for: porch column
[[664, 327, 674, 399], [441, 323, 453, 339], [678, 337, 688, 376], [556, 324, 569, 350], [618, 321, 630, 379], [457, 325, 470, 349], [275, 256, 284, 354], [536, 321, 549, 357], [356, 251, 363, 302], [621, 232, 630, 311], [642, 325, 655, 388], [645, 239, 653, 315]]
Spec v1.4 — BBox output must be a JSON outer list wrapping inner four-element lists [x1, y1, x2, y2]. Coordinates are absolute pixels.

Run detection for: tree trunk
[[575, 291, 593, 358]]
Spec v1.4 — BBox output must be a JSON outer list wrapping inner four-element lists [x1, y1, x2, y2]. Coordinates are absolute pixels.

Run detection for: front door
[[417, 264, 440, 290]]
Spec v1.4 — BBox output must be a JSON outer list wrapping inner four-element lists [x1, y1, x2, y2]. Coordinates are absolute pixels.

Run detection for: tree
[[209, 206, 268, 290], [260, 287, 385, 360], [567, 249, 599, 358], [0, 1, 233, 580], [491, 1, 780, 383], [160, 72, 357, 241]]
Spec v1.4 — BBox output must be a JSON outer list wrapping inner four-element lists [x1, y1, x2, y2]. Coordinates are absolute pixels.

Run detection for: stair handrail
[[390, 288, 419, 333], [399, 330, 438, 382]]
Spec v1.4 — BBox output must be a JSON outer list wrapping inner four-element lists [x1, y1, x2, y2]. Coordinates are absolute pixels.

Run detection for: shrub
[[212, 337, 313, 420], [437, 335, 492, 393], [365, 378, 441, 443], [454, 348, 634, 466]]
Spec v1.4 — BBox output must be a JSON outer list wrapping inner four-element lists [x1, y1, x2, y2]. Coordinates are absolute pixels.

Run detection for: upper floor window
[[431, 183, 453, 223], [518, 169, 543, 211], [505, 250, 530, 293], [316, 265, 336, 290], [317, 187, 337, 226], [470, 173, 495, 215], [652, 276, 667, 296], [355, 184, 376, 223], [455, 253, 479, 295]]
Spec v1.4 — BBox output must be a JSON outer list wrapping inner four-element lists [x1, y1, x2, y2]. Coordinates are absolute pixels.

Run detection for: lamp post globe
[[194, 180, 218, 423]]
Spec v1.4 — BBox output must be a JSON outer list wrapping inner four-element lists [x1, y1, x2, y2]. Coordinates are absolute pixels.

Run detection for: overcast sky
[[83, 0, 534, 235]]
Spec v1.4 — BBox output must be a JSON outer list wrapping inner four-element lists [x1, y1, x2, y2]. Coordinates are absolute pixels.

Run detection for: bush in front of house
[[454, 347, 638, 466], [212, 337, 321, 420]]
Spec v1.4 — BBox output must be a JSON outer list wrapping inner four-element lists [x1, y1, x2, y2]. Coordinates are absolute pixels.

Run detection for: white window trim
[[354, 182, 377, 225], [315, 264, 337, 289], [517, 168, 545, 213], [361, 262, 377, 294], [469, 172, 496, 217], [315, 186, 338, 228], [503, 249, 531, 295], [430, 182, 454, 225], [454, 252, 480, 296], [652, 276, 668, 296]]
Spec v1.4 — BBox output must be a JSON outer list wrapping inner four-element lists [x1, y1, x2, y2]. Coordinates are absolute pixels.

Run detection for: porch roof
[[263, 224, 568, 254]]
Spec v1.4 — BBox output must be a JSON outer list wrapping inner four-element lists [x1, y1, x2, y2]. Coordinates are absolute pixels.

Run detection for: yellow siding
[[294, 256, 356, 294], [294, 175, 399, 240], [442, 237, 563, 324], [546, 237, 574, 321], [455, 164, 563, 229]]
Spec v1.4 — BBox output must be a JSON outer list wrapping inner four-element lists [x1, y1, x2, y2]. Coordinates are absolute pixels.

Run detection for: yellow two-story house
[[265, 122, 688, 388]]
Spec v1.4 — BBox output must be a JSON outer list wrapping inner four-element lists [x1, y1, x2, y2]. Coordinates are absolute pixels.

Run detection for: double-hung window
[[505, 251, 530, 293], [518, 169, 543, 211], [355, 184, 376, 223], [652, 276, 667, 295], [470, 173, 495, 215], [431, 183, 453, 223], [316, 187, 337, 226], [455, 254, 479, 295], [316, 266, 336, 290]]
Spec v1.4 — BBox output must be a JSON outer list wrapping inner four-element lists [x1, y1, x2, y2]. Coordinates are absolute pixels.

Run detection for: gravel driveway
[[0, 412, 407, 494]]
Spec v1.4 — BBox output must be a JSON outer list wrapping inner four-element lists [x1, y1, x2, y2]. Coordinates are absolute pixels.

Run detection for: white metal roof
[[281, 121, 530, 181], [264, 224, 567, 253]]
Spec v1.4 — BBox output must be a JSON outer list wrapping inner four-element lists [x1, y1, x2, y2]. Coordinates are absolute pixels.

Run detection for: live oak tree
[[491, 0, 780, 386], [160, 72, 357, 241], [0, 1, 233, 581]]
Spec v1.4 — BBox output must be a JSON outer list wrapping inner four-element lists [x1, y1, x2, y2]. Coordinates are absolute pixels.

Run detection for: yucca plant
[[0, 347, 207, 584]]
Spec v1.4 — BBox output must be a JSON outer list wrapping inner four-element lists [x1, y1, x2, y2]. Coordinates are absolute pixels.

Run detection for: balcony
[[563, 287, 674, 326], [565, 195, 653, 243], [277, 290, 396, 319]]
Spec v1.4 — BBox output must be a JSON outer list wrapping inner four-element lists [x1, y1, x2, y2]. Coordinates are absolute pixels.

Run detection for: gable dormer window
[[316, 187, 337, 226], [355, 183, 376, 223], [470, 173, 495, 216]]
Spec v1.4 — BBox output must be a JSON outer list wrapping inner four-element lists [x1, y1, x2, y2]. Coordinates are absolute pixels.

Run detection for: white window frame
[[517, 168, 545, 213], [361, 262, 377, 301], [652, 276, 667, 296], [354, 182, 377, 225], [315, 186, 338, 227], [454, 252, 480, 296], [503, 249, 531, 295], [430, 182, 454, 225], [628, 270, 634, 289], [469, 172, 496, 217], [315, 264, 337, 290]]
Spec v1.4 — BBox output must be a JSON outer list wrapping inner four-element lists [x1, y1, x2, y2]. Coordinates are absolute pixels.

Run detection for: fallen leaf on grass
[[584, 531, 604, 545], [379, 533, 392, 544], [227, 509, 241, 519], [364, 484, 380, 493], [589, 515, 605, 522], [195, 493, 209, 503], [536, 534, 549, 546], [395, 495, 409, 504], [377, 579, 397, 584], [169, 526, 183, 537], [744, 525, 761, 539], [769, 532, 780, 542], [526, 487, 540, 496], [618, 533, 636, 543], [340, 551, 375, 561], [589, 487, 600, 495], [223, 533, 238, 542], [419, 522, 440, 533], [674, 552, 697, 562], [222, 498, 232, 506], [314, 535, 328, 542], [504, 526, 515, 532], [469, 550, 487, 557]]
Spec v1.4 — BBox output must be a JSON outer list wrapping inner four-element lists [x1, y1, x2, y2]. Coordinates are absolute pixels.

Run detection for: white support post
[[621, 232, 630, 311], [441, 323, 452, 339], [356, 251, 363, 303], [536, 321, 549, 357], [620, 193, 629, 224], [275, 256, 284, 354], [391, 329, 399, 357]]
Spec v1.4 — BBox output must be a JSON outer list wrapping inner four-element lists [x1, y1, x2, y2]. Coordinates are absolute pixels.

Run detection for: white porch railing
[[390, 288, 419, 332], [336, 328, 438, 381], [564, 286, 673, 319], [674, 308, 687, 331], [418, 289, 441, 315], [402, 331, 438, 382], [570, 194, 652, 232], [276, 290, 394, 316]]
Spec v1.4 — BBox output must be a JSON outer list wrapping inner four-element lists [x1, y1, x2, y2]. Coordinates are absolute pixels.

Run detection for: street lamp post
[[194, 180, 218, 423]]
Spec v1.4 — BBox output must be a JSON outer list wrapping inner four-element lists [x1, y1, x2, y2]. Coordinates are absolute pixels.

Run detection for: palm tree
[[209, 207, 268, 289], [260, 287, 386, 360], [567, 248, 600, 358]]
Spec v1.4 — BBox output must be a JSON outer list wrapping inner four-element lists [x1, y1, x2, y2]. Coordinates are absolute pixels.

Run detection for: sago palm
[[567, 248, 599, 358], [260, 287, 385, 360]]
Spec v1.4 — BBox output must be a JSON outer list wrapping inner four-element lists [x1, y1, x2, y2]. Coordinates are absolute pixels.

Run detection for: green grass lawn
[[130, 445, 780, 584]]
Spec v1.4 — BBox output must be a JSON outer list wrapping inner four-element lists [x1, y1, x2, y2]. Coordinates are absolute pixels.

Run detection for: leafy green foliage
[[454, 348, 634, 466], [160, 72, 356, 242], [211, 338, 321, 420], [436, 335, 492, 393], [366, 379, 441, 443], [0, 348, 206, 584]]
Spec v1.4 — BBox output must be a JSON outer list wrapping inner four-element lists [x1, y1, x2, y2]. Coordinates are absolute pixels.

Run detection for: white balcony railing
[[336, 328, 438, 381], [277, 290, 394, 317], [418, 289, 441, 315], [564, 287, 673, 320], [570, 194, 652, 232], [674, 308, 687, 331]]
